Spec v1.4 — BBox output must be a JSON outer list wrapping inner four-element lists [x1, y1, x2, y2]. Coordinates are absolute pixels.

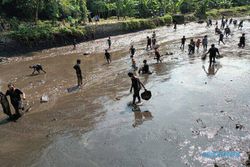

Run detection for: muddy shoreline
[[0, 17, 250, 166]]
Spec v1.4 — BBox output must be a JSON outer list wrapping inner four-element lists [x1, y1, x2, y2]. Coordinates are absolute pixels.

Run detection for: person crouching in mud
[[205, 44, 221, 66], [5, 83, 26, 118], [128, 72, 146, 105], [104, 49, 111, 64], [29, 64, 46, 75], [154, 48, 162, 63], [0, 91, 12, 120], [139, 60, 152, 74], [73, 59, 83, 86]]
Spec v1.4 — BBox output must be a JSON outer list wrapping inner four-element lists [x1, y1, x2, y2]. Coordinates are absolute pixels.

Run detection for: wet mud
[[0, 17, 250, 166]]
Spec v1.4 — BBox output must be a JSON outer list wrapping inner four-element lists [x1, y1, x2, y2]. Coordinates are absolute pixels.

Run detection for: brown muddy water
[[1, 17, 250, 167]]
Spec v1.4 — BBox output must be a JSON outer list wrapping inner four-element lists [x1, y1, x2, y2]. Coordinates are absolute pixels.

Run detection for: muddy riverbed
[[0, 17, 250, 167]]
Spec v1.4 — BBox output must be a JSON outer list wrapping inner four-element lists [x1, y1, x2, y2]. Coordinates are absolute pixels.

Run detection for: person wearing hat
[[5, 83, 26, 118], [128, 72, 146, 105]]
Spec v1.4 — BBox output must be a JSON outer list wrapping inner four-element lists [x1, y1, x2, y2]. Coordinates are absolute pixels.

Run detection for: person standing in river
[[188, 39, 195, 55], [104, 49, 112, 64], [205, 44, 221, 66], [224, 26, 231, 38], [238, 20, 243, 30], [146, 36, 152, 50], [173, 21, 177, 30], [152, 31, 156, 39], [229, 18, 233, 24], [128, 72, 146, 105], [196, 39, 201, 52], [73, 38, 77, 50], [130, 45, 136, 58], [5, 83, 26, 118], [233, 20, 238, 27], [180, 36, 186, 50], [154, 48, 162, 63], [107, 36, 111, 49], [238, 33, 246, 48], [218, 32, 225, 45], [202, 35, 208, 51], [152, 37, 157, 48], [73, 59, 83, 86]]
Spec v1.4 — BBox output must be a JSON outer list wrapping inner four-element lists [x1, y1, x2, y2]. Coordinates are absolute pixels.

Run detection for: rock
[[166, 52, 174, 55], [214, 163, 219, 167], [172, 14, 185, 24], [41, 95, 49, 103], [205, 82, 207, 84], [83, 52, 90, 55], [52, 118, 57, 121]]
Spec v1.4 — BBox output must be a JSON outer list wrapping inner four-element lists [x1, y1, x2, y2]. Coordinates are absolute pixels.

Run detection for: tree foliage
[[0, 0, 250, 21]]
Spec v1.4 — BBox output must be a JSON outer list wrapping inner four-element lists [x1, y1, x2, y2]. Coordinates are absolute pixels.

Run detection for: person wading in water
[[205, 44, 221, 66], [73, 59, 83, 86], [5, 83, 26, 118], [128, 72, 146, 105]]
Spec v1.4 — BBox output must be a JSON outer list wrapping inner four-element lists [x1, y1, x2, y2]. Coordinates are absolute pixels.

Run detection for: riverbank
[[0, 5, 249, 57], [0, 16, 249, 166]]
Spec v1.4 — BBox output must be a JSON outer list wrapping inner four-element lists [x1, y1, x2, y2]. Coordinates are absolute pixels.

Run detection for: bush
[[122, 14, 172, 31], [8, 21, 86, 45], [179, 0, 195, 14], [161, 14, 172, 24], [207, 5, 250, 19], [9, 23, 53, 42]]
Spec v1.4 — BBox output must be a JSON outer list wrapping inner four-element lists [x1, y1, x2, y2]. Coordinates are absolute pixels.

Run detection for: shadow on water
[[0, 114, 21, 125], [202, 63, 222, 76], [153, 62, 176, 77], [132, 109, 153, 128], [0, 117, 10, 125], [67, 85, 80, 93]]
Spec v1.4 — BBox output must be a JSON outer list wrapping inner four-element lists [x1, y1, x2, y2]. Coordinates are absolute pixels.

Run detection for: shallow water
[[1, 17, 250, 167], [33, 57, 250, 167]]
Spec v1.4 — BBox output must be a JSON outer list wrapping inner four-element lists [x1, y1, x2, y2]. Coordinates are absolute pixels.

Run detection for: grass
[[207, 5, 250, 19]]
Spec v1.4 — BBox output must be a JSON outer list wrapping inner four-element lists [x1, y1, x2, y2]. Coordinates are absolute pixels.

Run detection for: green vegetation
[[0, 0, 249, 47], [207, 5, 250, 19], [122, 15, 172, 31], [8, 21, 86, 44]]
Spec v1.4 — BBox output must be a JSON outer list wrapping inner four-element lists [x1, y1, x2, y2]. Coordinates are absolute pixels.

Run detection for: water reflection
[[132, 106, 153, 127], [202, 63, 222, 76]]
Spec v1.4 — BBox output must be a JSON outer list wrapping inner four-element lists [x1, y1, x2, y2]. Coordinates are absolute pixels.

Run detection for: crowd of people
[[0, 16, 247, 120]]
